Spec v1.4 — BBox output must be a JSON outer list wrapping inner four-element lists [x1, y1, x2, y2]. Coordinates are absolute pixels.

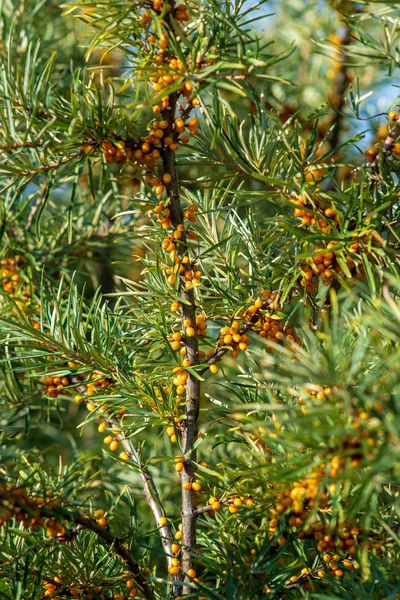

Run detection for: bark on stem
[[161, 92, 200, 595]]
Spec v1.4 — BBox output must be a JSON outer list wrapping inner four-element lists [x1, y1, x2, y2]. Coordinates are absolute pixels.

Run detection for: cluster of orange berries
[[42, 574, 139, 599], [164, 252, 202, 288], [43, 367, 116, 410], [155, 198, 197, 234], [255, 316, 300, 347], [249, 290, 300, 348], [0, 484, 66, 538], [0, 255, 28, 297], [297, 385, 333, 405], [268, 463, 381, 564], [81, 371, 114, 398], [210, 291, 300, 366], [41, 374, 71, 398], [43, 579, 107, 599], [218, 320, 251, 359], [168, 315, 206, 350], [342, 410, 382, 467], [291, 194, 340, 233], [83, 114, 199, 169], [71, 371, 133, 466], [99, 139, 161, 165], [154, 197, 200, 290], [96, 413, 131, 463], [287, 554, 360, 588], [140, 2, 202, 111], [300, 243, 361, 291], [225, 495, 254, 514]]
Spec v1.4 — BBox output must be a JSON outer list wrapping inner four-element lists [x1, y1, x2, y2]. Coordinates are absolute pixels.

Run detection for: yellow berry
[[109, 440, 119, 452], [159, 516, 168, 526], [209, 364, 218, 374]]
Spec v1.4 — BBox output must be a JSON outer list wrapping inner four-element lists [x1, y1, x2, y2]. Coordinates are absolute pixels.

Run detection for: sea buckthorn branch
[[160, 88, 201, 592], [72, 383, 175, 570], [0, 489, 155, 600], [53, 510, 155, 599]]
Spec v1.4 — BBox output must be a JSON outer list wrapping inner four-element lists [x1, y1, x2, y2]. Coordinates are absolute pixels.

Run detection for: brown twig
[[18, 152, 83, 176], [0, 139, 46, 151]]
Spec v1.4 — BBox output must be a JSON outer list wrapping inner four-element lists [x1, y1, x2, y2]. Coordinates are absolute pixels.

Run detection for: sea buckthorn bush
[[0, 0, 400, 599]]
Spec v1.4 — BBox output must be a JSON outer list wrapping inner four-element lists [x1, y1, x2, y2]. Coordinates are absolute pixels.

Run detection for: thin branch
[[0, 139, 46, 151], [16, 152, 83, 177]]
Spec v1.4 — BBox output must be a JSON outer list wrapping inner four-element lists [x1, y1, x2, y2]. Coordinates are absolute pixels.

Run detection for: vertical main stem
[[161, 92, 200, 595]]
